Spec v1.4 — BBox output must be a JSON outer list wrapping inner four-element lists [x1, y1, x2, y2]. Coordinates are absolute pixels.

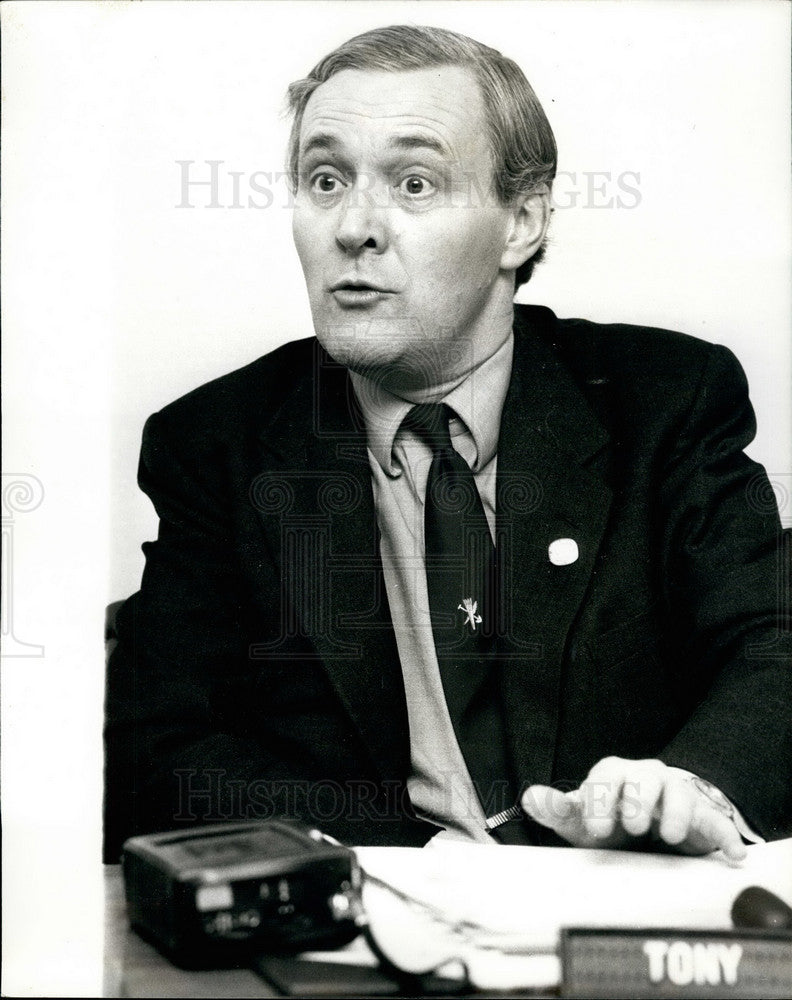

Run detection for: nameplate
[[561, 927, 792, 998]]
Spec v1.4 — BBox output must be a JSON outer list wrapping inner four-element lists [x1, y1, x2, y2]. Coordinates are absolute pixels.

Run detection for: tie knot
[[403, 403, 454, 455]]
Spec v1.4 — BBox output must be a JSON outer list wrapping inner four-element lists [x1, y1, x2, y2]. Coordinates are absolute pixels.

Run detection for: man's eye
[[310, 173, 343, 194], [399, 175, 434, 197]]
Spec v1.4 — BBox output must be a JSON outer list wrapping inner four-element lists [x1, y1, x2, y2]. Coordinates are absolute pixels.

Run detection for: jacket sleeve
[[657, 344, 792, 839], [103, 408, 436, 861]]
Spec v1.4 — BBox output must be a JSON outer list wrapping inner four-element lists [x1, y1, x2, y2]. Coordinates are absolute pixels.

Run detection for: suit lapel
[[253, 342, 411, 782], [497, 308, 612, 787]]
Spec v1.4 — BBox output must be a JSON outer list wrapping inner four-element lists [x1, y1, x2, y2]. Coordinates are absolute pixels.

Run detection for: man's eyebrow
[[300, 132, 343, 159], [388, 134, 449, 156], [299, 132, 450, 160]]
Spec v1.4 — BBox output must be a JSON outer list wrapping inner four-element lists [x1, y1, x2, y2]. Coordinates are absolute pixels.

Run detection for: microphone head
[[731, 886, 792, 931]]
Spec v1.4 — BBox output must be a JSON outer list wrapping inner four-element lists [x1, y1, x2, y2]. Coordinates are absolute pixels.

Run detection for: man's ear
[[500, 185, 552, 272]]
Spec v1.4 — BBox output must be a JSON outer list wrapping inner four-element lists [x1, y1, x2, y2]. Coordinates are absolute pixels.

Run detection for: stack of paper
[[301, 840, 792, 992], [357, 840, 791, 948]]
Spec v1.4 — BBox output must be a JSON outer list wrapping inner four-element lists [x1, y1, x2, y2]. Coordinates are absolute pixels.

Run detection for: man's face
[[291, 66, 519, 393]]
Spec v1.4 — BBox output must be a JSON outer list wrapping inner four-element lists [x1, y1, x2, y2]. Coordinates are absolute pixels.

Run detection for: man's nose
[[335, 186, 388, 254]]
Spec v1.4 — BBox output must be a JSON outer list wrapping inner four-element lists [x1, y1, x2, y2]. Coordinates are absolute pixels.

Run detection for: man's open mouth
[[330, 279, 390, 293], [330, 280, 394, 306]]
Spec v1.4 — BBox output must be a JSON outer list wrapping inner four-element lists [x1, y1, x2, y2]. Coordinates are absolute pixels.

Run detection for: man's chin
[[315, 334, 409, 382], [329, 350, 415, 393], [315, 331, 471, 395]]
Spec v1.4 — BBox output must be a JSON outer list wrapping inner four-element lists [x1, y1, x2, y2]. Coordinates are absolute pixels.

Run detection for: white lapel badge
[[548, 537, 579, 566], [458, 597, 482, 631]]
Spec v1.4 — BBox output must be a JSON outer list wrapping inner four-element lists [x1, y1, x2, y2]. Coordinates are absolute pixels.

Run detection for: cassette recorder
[[122, 820, 363, 966]]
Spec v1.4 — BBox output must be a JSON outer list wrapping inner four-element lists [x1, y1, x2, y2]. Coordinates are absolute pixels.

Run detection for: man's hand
[[521, 757, 747, 863]]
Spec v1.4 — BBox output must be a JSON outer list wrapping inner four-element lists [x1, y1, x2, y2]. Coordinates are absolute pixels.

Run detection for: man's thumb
[[521, 785, 576, 829]]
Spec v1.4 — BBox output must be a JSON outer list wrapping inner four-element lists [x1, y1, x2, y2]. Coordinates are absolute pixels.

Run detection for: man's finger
[[521, 785, 586, 841], [618, 760, 666, 836], [578, 757, 627, 839], [655, 773, 696, 845], [688, 799, 747, 863]]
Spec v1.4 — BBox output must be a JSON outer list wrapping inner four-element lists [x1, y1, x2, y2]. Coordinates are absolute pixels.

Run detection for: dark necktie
[[404, 403, 514, 819]]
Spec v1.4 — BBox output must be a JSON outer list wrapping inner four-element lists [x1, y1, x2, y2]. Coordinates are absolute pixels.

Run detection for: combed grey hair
[[286, 25, 557, 288]]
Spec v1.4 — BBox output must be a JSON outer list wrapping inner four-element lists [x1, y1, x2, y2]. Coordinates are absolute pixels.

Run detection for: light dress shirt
[[349, 334, 514, 841]]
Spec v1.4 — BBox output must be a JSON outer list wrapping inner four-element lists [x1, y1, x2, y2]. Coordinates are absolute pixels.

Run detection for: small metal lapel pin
[[457, 597, 482, 631]]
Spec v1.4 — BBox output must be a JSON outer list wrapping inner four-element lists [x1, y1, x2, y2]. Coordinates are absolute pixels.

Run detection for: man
[[104, 25, 790, 862]]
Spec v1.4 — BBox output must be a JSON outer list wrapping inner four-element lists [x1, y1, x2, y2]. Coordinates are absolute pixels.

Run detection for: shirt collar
[[349, 333, 514, 476]]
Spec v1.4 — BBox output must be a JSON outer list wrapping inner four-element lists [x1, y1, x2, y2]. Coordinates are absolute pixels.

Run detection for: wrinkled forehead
[[298, 66, 490, 165]]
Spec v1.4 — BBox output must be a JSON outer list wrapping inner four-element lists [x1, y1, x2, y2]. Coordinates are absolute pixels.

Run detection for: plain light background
[[2, 1, 790, 995]]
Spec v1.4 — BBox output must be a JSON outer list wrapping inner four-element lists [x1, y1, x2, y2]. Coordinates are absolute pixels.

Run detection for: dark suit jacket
[[104, 305, 791, 861]]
